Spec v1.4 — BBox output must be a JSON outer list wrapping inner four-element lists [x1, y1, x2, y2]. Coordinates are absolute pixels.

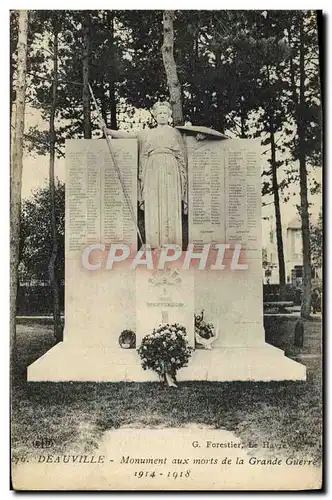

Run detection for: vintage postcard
[[10, 9, 323, 491]]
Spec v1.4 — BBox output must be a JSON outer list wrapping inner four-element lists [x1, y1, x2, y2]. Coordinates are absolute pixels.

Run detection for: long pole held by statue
[[88, 83, 144, 248]]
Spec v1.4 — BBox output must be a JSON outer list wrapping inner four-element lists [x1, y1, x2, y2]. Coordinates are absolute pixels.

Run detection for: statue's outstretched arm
[[106, 128, 137, 139]]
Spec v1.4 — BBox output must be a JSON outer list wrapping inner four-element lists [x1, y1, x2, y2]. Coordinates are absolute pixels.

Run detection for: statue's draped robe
[[138, 126, 187, 248]]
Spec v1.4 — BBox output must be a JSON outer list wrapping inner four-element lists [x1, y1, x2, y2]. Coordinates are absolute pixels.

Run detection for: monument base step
[[27, 342, 306, 382]]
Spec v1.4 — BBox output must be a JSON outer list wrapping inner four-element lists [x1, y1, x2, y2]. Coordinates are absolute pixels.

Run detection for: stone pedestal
[[28, 139, 138, 380], [28, 137, 306, 382], [28, 343, 305, 382], [136, 268, 195, 346], [186, 136, 305, 381]]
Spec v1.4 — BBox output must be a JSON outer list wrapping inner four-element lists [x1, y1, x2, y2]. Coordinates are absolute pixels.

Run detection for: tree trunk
[[214, 47, 225, 133], [48, 26, 62, 341], [161, 11, 183, 126], [83, 12, 92, 138], [298, 15, 312, 318], [287, 18, 312, 317], [100, 84, 108, 134], [240, 106, 247, 139], [10, 10, 28, 364], [270, 129, 286, 285], [107, 10, 117, 130]]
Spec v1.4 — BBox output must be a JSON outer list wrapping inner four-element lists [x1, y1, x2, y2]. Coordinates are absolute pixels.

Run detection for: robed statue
[[106, 102, 187, 248]]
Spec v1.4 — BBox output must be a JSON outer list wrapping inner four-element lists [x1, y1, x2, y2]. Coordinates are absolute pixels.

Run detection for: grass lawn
[[11, 319, 322, 463]]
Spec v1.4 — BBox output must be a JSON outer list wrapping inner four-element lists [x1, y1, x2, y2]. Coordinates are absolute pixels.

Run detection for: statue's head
[[151, 101, 172, 125]]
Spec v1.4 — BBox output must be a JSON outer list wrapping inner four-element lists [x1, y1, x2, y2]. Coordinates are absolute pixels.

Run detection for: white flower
[[171, 357, 175, 363]]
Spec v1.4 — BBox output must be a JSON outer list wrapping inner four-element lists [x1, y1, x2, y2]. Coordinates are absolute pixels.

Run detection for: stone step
[[28, 342, 306, 382]]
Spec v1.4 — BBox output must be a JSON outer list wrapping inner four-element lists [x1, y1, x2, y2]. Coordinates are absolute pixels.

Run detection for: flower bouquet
[[118, 329, 136, 349], [194, 310, 219, 349], [137, 324, 193, 387]]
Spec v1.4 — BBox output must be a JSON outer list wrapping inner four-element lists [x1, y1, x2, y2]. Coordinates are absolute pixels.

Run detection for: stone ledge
[[27, 342, 306, 382]]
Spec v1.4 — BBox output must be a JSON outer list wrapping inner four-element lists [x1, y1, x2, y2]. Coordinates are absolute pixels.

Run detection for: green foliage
[[117, 11, 167, 110], [10, 10, 19, 112], [18, 9, 322, 173], [194, 311, 214, 340], [137, 324, 193, 378], [310, 210, 323, 269], [278, 11, 322, 173], [195, 321, 214, 340], [20, 181, 65, 283], [24, 127, 53, 156], [118, 330, 136, 348]]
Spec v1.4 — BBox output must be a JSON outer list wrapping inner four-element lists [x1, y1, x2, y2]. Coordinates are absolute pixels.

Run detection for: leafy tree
[[162, 11, 183, 124], [117, 10, 167, 111], [82, 11, 92, 138], [251, 11, 292, 285], [10, 10, 19, 125], [284, 11, 322, 318], [191, 10, 291, 284], [20, 181, 65, 284], [24, 10, 71, 339], [48, 13, 62, 340], [310, 210, 322, 270]]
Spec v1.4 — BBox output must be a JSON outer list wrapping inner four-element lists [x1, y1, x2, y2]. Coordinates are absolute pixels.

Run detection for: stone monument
[[177, 136, 306, 381], [28, 130, 306, 382]]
